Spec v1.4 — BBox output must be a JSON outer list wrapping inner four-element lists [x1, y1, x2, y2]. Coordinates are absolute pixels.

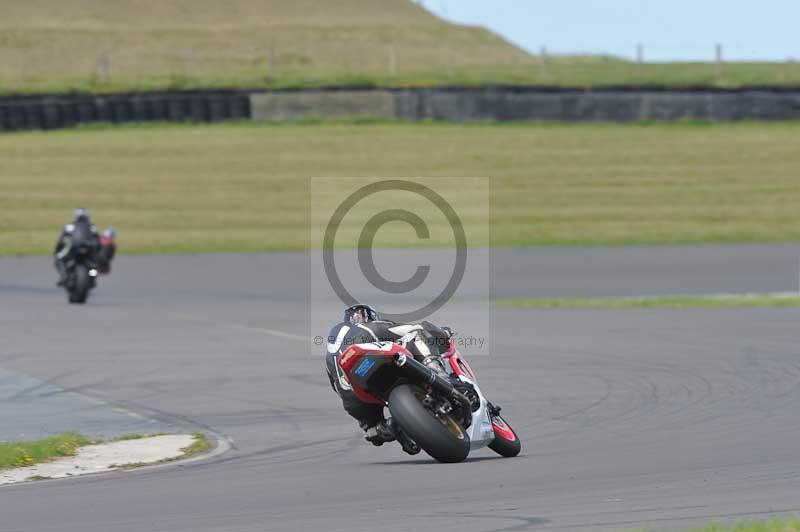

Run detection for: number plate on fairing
[[354, 358, 376, 377]]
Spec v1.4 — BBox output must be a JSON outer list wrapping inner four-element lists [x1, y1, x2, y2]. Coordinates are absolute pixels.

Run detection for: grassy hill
[[1, 0, 444, 28], [0, 0, 533, 93], [1, 0, 799, 94]]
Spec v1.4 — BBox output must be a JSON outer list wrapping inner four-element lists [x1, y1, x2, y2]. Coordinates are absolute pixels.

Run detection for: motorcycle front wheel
[[68, 264, 90, 304], [488, 413, 521, 457], [388, 384, 470, 463]]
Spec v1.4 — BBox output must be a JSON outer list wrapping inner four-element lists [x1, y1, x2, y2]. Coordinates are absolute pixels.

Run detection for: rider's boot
[[363, 419, 396, 446], [364, 418, 421, 455]]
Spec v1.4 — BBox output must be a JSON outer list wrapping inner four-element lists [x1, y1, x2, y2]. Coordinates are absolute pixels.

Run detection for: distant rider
[[54, 209, 101, 286], [324, 304, 454, 447], [97, 226, 117, 274]]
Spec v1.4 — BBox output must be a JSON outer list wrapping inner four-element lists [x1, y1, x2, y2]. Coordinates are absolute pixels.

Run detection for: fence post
[[96, 52, 111, 84], [715, 43, 724, 80], [636, 44, 644, 79], [18, 57, 28, 91], [446, 45, 454, 80], [388, 43, 397, 76], [305, 32, 313, 68], [539, 46, 548, 77], [183, 47, 194, 82], [268, 39, 277, 81]]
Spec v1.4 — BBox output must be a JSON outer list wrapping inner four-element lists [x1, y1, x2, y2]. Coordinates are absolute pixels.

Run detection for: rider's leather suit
[[53, 220, 100, 283], [324, 320, 451, 428]]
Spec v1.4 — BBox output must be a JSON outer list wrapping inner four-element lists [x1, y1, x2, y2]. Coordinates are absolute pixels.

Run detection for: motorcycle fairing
[[442, 342, 496, 450]]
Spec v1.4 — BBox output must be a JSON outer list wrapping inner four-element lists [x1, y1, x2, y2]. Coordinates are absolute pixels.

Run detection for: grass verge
[[7, 61, 800, 95], [2, 121, 800, 255], [683, 520, 800, 531], [636, 520, 800, 531], [177, 432, 213, 459], [111, 432, 173, 442], [112, 432, 213, 470], [494, 293, 800, 309], [0, 432, 91, 469], [1, 432, 212, 471]]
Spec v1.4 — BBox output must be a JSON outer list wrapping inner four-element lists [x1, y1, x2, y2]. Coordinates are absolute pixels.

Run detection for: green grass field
[[1, 0, 799, 93], [495, 293, 800, 309], [2, 121, 800, 255]]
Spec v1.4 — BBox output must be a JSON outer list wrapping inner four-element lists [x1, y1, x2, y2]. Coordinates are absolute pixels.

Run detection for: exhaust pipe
[[394, 353, 472, 427]]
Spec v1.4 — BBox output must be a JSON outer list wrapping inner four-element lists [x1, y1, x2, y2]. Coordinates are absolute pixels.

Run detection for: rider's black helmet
[[343, 304, 380, 325], [73, 208, 91, 223]]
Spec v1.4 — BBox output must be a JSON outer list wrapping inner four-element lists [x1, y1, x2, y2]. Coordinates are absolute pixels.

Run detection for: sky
[[416, 0, 800, 61]]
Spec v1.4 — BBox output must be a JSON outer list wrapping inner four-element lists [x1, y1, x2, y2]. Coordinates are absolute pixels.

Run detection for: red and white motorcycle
[[338, 338, 521, 463]]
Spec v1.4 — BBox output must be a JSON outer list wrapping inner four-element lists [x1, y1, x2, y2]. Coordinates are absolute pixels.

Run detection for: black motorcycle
[[62, 241, 99, 304]]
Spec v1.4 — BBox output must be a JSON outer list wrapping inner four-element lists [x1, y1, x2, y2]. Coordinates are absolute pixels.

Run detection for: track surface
[[1, 244, 799, 531], [0, 367, 176, 441]]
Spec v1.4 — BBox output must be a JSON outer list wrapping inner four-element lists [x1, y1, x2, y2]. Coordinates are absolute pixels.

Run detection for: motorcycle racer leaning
[[325, 304, 456, 448]]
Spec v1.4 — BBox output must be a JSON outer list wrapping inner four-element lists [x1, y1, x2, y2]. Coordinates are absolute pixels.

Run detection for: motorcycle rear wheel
[[388, 384, 470, 463]]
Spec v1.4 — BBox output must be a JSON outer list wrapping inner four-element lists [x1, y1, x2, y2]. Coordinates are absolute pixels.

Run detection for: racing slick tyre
[[388, 384, 470, 463], [488, 414, 521, 457], [69, 264, 90, 304]]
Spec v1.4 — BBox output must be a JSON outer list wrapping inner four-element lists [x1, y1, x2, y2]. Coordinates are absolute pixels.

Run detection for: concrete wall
[[250, 90, 395, 121], [254, 88, 800, 122], [390, 89, 800, 121], [3, 88, 800, 131]]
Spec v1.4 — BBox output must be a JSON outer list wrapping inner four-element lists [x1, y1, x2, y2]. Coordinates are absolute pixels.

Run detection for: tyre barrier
[[3, 87, 800, 131], [0, 90, 251, 131]]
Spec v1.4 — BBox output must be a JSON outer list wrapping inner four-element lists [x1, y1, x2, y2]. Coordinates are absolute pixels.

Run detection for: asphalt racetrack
[[1, 244, 799, 531]]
